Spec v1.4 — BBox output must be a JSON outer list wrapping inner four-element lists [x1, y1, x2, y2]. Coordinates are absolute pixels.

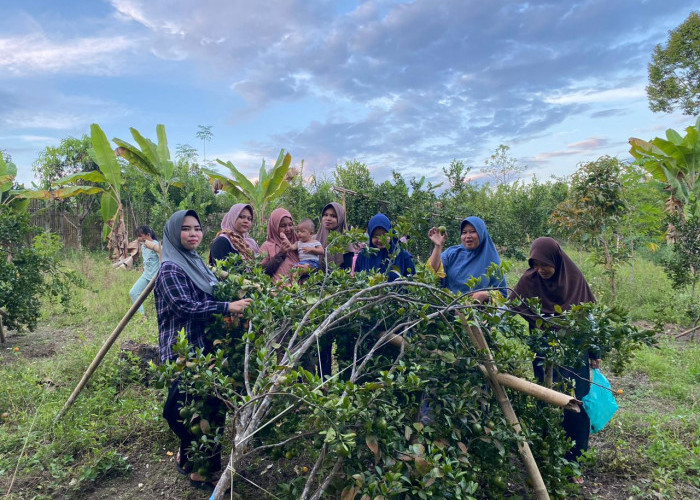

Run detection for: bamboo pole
[[478, 368, 581, 412], [457, 311, 550, 500], [54, 273, 158, 423]]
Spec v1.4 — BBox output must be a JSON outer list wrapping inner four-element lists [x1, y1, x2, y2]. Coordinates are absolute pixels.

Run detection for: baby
[[294, 218, 324, 270]]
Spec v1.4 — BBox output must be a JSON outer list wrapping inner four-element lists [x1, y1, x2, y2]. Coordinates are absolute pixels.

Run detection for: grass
[[0, 253, 172, 499], [0, 251, 698, 499]]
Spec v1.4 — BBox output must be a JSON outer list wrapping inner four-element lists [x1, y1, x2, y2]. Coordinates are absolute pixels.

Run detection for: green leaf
[[113, 138, 159, 176], [90, 124, 122, 191], [130, 128, 162, 175], [53, 170, 108, 186], [100, 191, 118, 223]]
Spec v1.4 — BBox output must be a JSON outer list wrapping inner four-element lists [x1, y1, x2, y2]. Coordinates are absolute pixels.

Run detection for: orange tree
[[152, 232, 652, 500]]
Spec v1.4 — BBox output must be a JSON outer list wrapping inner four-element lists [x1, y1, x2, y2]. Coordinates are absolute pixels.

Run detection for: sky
[[1, 0, 697, 187]]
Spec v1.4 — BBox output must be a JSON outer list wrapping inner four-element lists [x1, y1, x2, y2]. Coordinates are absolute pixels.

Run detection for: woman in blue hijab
[[427, 216, 506, 301], [354, 213, 415, 281]]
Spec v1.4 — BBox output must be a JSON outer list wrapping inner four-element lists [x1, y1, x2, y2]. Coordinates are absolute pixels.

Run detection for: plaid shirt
[[154, 261, 228, 362]]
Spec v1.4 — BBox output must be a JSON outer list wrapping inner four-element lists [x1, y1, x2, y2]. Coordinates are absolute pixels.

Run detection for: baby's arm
[[308, 241, 325, 256]]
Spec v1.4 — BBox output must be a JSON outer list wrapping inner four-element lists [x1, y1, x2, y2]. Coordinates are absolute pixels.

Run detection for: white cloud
[[0, 33, 138, 76], [544, 86, 646, 105]]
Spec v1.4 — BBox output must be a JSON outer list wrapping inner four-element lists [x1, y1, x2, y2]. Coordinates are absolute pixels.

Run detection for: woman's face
[[180, 215, 203, 250], [322, 207, 339, 230], [460, 223, 480, 250], [279, 216, 295, 240], [531, 258, 556, 280], [371, 227, 388, 249], [234, 208, 253, 234]]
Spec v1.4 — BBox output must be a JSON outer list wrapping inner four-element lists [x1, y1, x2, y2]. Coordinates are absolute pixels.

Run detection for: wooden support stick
[[478, 367, 581, 412], [674, 323, 700, 338], [0, 311, 5, 344], [457, 311, 550, 500], [54, 273, 158, 423]]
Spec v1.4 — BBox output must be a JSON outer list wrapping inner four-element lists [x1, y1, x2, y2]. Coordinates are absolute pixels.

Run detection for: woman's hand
[[279, 232, 293, 253], [428, 227, 447, 248], [470, 290, 489, 303], [589, 358, 601, 369], [228, 298, 252, 315]]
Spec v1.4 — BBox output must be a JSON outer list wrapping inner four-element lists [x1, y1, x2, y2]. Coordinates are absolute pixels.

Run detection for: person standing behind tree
[[510, 237, 600, 483], [316, 202, 354, 270], [154, 209, 252, 489], [260, 208, 300, 281], [129, 225, 161, 316], [209, 203, 259, 267], [354, 213, 415, 281], [427, 216, 507, 301]]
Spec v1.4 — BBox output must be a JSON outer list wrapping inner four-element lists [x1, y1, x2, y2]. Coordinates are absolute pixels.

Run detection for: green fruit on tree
[[471, 423, 483, 434]]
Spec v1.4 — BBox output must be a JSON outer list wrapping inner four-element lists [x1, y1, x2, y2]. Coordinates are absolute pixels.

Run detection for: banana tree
[[204, 149, 292, 228], [629, 116, 700, 219], [113, 124, 183, 205], [53, 124, 128, 262]]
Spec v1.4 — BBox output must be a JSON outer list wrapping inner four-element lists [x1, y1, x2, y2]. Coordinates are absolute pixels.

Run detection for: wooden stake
[[457, 311, 550, 500], [479, 368, 581, 412], [54, 273, 158, 423], [0, 309, 5, 344]]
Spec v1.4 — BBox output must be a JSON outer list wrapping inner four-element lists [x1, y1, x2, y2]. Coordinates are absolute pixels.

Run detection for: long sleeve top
[[154, 261, 228, 362]]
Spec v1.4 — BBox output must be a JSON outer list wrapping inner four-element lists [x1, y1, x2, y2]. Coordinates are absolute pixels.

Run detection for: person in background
[[354, 213, 415, 281], [209, 203, 259, 266], [510, 237, 600, 483], [260, 208, 300, 281], [316, 202, 353, 270], [129, 225, 161, 316], [154, 209, 252, 489], [295, 218, 324, 270], [427, 216, 507, 301]]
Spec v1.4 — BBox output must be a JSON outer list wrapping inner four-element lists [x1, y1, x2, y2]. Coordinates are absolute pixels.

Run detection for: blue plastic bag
[[582, 368, 618, 433]]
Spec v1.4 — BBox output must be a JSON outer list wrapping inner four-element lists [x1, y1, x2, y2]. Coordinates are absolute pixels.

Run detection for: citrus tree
[[153, 243, 652, 500]]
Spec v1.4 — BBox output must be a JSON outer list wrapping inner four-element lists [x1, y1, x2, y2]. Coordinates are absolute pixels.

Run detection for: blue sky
[[1, 0, 696, 186]]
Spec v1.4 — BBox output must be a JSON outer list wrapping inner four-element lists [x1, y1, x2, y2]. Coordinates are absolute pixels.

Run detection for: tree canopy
[[647, 11, 700, 115]]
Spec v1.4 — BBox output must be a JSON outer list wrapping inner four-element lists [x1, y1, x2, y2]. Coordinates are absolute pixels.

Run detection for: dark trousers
[[533, 357, 591, 462], [163, 378, 225, 475]]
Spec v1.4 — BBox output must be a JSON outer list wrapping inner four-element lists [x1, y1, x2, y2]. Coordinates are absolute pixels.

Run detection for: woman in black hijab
[[510, 237, 600, 479]]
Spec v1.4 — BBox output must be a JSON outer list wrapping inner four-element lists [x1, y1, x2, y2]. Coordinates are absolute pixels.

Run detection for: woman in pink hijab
[[260, 208, 299, 280], [209, 203, 260, 266]]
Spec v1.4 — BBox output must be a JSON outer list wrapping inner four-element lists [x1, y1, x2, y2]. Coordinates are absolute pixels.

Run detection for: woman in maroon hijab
[[510, 237, 600, 479]]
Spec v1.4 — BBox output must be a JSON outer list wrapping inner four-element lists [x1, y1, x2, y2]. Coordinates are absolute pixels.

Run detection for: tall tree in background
[[647, 11, 700, 115], [551, 156, 630, 299], [32, 136, 100, 249], [481, 144, 526, 185], [196, 125, 213, 164]]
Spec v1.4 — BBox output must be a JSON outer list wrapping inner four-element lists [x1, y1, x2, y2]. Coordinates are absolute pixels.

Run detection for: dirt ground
[[2, 325, 697, 500]]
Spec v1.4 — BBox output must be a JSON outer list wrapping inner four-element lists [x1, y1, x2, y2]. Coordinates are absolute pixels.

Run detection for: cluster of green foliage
[[152, 243, 653, 499], [0, 205, 84, 331], [551, 156, 630, 298], [647, 11, 700, 116]]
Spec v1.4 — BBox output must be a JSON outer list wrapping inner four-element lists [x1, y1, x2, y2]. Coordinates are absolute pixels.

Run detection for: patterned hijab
[[316, 202, 348, 266], [217, 203, 260, 258], [511, 237, 596, 324], [260, 207, 299, 278], [161, 210, 218, 295]]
